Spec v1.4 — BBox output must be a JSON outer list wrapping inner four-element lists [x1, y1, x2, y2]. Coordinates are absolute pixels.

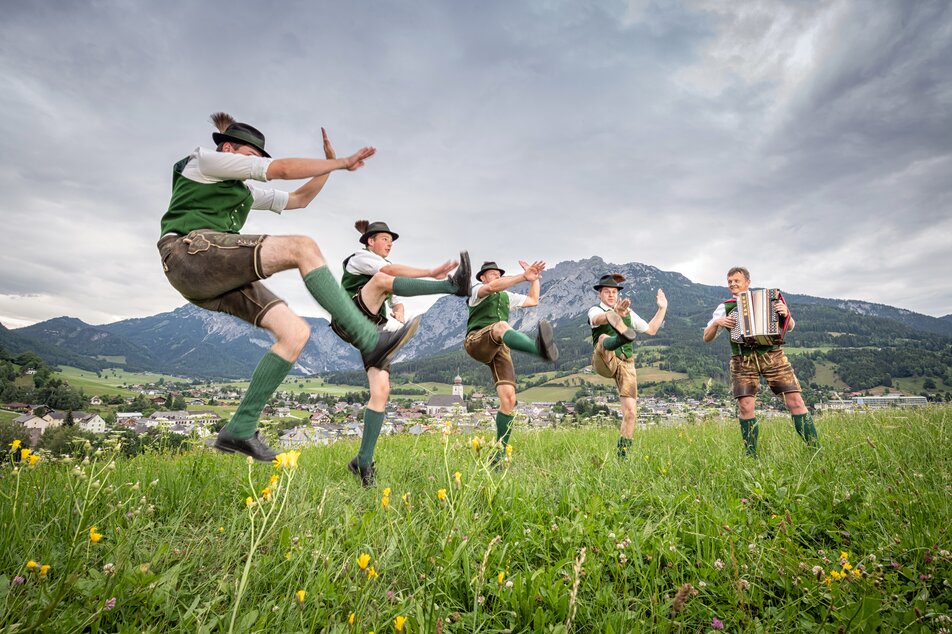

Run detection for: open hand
[[656, 288, 668, 310], [342, 146, 376, 171], [321, 127, 336, 160], [519, 260, 546, 281], [430, 260, 458, 280], [615, 298, 631, 316], [390, 303, 406, 323]]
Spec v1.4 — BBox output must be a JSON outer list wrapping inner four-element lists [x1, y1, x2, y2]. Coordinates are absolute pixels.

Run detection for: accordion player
[[728, 288, 791, 346]]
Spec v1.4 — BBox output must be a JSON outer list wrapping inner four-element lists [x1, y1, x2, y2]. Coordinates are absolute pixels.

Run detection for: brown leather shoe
[[535, 320, 559, 362], [451, 251, 472, 297], [361, 316, 421, 370]]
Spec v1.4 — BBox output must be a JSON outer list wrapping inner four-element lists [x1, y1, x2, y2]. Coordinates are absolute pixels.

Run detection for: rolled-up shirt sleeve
[[706, 304, 726, 338], [248, 184, 289, 213], [192, 147, 273, 182]]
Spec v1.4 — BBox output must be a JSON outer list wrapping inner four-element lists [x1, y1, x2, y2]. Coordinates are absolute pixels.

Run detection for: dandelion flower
[[245, 496, 254, 508], [840, 551, 850, 561], [470, 437, 481, 452], [261, 487, 272, 501], [295, 589, 306, 604], [506, 444, 513, 457], [453, 472, 461, 486], [383, 487, 392, 496], [273, 450, 301, 470], [367, 566, 378, 580], [381, 495, 390, 510], [357, 553, 371, 570], [269, 474, 280, 487], [39, 565, 50, 577], [26, 560, 38, 570], [497, 571, 505, 584], [89, 526, 104, 543], [402, 492, 411, 507], [394, 615, 407, 631], [20, 448, 31, 461], [437, 488, 447, 502], [348, 612, 355, 625], [9, 439, 21, 451]]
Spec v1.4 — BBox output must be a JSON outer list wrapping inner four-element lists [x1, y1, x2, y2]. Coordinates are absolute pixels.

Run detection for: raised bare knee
[[279, 317, 311, 360], [293, 236, 325, 271]]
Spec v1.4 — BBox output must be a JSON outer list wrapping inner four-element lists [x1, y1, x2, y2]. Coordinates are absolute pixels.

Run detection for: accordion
[[729, 288, 791, 346]]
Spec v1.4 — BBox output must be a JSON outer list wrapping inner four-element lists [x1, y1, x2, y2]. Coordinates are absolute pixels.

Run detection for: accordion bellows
[[729, 288, 790, 346]]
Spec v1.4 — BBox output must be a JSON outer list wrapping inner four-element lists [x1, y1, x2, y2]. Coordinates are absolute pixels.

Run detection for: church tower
[[452, 373, 464, 398]]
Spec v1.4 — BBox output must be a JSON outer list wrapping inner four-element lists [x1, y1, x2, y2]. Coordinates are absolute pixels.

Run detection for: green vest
[[723, 299, 779, 356], [467, 291, 510, 333], [340, 252, 389, 320], [591, 307, 634, 359], [160, 157, 254, 236]]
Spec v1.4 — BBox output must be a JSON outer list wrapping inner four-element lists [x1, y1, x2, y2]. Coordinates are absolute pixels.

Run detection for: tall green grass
[[1, 408, 949, 632]]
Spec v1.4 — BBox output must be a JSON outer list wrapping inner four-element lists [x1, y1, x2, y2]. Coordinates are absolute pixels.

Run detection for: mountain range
[[2, 256, 950, 380]]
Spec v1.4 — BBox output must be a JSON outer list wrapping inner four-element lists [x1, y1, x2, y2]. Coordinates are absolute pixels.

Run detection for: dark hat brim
[[212, 131, 271, 158], [476, 267, 505, 281], [359, 230, 399, 245], [594, 282, 625, 290]]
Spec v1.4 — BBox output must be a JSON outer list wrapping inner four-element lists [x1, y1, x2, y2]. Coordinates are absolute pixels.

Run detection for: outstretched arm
[[266, 144, 375, 181], [379, 259, 458, 279], [476, 260, 546, 305], [286, 128, 337, 210], [643, 289, 667, 336]]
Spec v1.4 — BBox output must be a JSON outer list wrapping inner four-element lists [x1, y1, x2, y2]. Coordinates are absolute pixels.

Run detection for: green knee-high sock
[[226, 351, 292, 439], [793, 413, 819, 446], [617, 437, 633, 459], [391, 276, 455, 297], [303, 266, 378, 351], [357, 408, 386, 468], [495, 411, 516, 447], [739, 417, 759, 457], [602, 335, 626, 351], [502, 329, 539, 356]]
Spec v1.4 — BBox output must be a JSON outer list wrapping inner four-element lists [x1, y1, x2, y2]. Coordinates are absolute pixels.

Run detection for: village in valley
[[3, 366, 930, 453]]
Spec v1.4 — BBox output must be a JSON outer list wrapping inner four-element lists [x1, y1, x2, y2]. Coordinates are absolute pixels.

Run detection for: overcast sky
[[2, 0, 950, 330]]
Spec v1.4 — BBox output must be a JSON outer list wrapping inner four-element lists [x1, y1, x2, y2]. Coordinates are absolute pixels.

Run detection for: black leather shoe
[[213, 429, 278, 462], [536, 319, 559, 362], [605, 311, 637, 341], [347, 457, 376, 487], [451, 251, 472, 297], [361, 316, 421, 370]]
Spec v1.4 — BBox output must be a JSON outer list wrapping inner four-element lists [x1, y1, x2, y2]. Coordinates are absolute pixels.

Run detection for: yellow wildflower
[[20, 448, 31, 461], [851, 569, 861, 578], [842, 562, 853, 571], [27, 453, 39, 466], [39, 564, 50, 577], [348, 612, 355, 625], [453, 471, 461, 486], [273, 450, 301, 470], [437, 488, 447, 502], [830, 570, 844, 581], [10, 439, 21, 451], [261, 487, 272, 501], [357, 553, 371, 570], [218, 526, 225, 533], [269, 474, 280, 487], [506, 444, 513, 457], [366, 566, 377, 580], [394, 615, 407, 631], [383, 487, 392, 496], [26, 560, 38, 570], [381, 495, 390, 510], [471, 437, 481, 451], [823, 576, 832, 585], [89, 526, 103, 543], [839, 551, 849, 561], [245, 496, 254, 508], [295, 589, 306, 604], [497, 571, 505, 584], [402, 492, 411, 507]]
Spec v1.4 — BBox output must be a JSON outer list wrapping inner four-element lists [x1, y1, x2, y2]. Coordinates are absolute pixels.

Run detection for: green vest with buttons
[[160, 156, 253, 236], [340, 252, 390, 320], [467, 291, 510, 334], [591, 308, 634, 358]]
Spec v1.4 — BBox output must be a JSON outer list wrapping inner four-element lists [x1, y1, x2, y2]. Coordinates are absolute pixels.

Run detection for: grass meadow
[[1, 408, 950, 633]]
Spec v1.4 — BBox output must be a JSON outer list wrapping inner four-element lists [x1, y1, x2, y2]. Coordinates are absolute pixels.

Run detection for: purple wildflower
[[104, 597, 117, 611], [712, 616, 724, 630], [740, 498, 748, 505], [12, 575, 25, 585]]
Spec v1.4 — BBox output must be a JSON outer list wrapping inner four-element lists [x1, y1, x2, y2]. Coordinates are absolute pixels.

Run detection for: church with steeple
[[425, 373, 466, 416]]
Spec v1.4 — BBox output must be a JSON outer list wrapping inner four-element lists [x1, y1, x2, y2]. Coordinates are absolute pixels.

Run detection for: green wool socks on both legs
[[357, 408, 386, 468], [303, 266, 378, 351], [225, 351, 293, 440]]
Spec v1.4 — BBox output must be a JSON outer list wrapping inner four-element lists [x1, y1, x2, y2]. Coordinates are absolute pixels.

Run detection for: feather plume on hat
[[608, 273, 626, 284], [210, 112, 236, 133], [354, 220, 370, 234]]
